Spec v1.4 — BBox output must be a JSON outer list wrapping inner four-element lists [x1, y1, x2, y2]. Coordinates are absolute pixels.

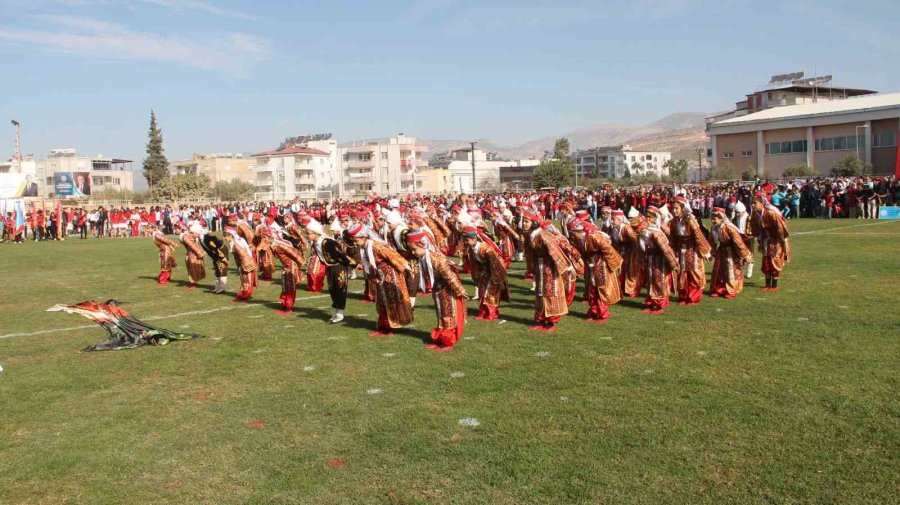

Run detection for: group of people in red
[[148, 183, 791, 351]]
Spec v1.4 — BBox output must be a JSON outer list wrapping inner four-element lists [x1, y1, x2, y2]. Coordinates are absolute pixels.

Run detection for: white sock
[[409, 297, 416, 307]]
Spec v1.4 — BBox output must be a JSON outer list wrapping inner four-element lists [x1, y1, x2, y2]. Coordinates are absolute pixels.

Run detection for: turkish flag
[[895, 128, 900, 177]]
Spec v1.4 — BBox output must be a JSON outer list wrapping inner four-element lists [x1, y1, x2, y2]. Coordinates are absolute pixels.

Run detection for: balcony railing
[[348, 159, 375, 168]]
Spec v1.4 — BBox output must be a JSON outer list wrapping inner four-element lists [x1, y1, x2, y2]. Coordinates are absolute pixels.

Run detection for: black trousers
[[327, 265, 348, 310]]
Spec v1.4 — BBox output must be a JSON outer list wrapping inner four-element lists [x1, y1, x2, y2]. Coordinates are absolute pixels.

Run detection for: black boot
[[770, 278, 779, 291], [763, 276, 771, 290]]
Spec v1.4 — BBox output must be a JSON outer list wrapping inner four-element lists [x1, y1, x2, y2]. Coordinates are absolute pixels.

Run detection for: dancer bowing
[[407, 230, 469, 351], [632, 216, 679, 315], [269, 228, 307, 314], [151, 224, 178, 284], [199, 228, 229, 293], [529, 221, 577, 332], [567, 219, 623, 324], [224, 225, 258, 301], [347, 224, 413, 337], [177, 223, 206, 289], [306, 220, 355, 324], [463, 226, 509, 321]]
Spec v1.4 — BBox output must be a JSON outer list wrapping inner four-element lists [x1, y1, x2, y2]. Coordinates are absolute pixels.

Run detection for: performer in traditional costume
[[520, 210, 542, 287], [463, 226, 509, 321], [151, 224, 178, 284], [598, 206, 614, 236], [348, 224, 414, 337], [492, 210, 520, 268], [199, 228, 229, 293], [177, 224, 206, 289], [253, 219, 276, 281], [708, 207, 754, 299], [385, 210, 420, 305], [568, 219, 623, 323], [633, 216, 679, 314], [612, 209, 642, 298], [224, 225, 258, 301], [307, 220, 355, 323], [407, 230, 469, 351], [749, 193, 791, 291], [304, 218, 328, 293], [670, 196, 712, 305], [529, 221, 577, 332], [269, 228, 307, 314]]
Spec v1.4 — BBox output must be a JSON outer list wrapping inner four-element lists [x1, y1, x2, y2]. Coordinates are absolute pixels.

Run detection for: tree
[[533, 159, 574, 189], [707, 163, 740, 181], [142, 110, 169, 189], [663, 159, 689, 182], [213, 180, 256, 200], [151, 174, 212, 201], [783, 165, 818, 178], [552, 138, 571, 161], [830, 155, 863, 177]]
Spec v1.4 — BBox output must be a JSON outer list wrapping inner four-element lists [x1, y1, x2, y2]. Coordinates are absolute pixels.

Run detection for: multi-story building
[[430, 148, 540, 193], [707, 91, 900, 177], [339, 134, 429, 196], [170, 153, 256, 184], [31, 149, 134, 197], [253, 134, 341, 201], [705, 78, 876, 127], [574, 146, 671, 179]]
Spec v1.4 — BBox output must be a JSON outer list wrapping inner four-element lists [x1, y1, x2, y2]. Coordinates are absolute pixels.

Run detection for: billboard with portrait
[[55, 172, 92, 197], [0, 173, 39, 198]]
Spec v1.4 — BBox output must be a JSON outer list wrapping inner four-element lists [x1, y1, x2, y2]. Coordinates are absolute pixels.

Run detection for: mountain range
[[345, 112, 712, 162]]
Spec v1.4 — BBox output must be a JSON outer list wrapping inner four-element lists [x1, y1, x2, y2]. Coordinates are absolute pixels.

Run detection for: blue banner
[[878, 206, 900, 220]]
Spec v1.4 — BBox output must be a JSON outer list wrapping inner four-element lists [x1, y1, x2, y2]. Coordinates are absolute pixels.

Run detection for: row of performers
[[150, 193, 790, 349]]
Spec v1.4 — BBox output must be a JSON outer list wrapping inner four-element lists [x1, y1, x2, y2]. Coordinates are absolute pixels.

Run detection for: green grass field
[[1, 219, 898, 504]]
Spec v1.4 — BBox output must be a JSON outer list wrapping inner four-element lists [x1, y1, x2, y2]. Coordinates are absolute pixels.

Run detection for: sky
[[0, 0, 898, 188]]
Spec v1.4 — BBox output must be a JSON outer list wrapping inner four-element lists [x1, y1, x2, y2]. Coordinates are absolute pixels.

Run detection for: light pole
[[470, 140, 477, 195], [855, 124, 868, 165], [697, 148, 705, 182]]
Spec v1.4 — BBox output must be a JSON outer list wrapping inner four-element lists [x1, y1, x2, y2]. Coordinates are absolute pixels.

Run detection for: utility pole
[[470, 140, 477, 194], [11, 120, 21, 162], [697, 148, 704, 181]]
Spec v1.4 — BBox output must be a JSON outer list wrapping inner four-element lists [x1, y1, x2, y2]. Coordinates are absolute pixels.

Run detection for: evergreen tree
[[142, 110, 169, 188]]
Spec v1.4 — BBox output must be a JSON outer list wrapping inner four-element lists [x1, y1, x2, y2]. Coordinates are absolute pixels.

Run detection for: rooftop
[[252, 146, 330, 157], [711, 92, 900, 127]]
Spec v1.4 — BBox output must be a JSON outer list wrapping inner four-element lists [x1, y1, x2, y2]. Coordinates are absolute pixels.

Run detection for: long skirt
[[430, 295, 466, 349], [307, 255, 326, 292], [185, 253, 205, 285]]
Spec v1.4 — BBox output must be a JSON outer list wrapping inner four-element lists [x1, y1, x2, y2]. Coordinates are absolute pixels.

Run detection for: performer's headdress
[[711, 207, 727, 218], [735, 201, 747, 214], [306, 220, 325, 236], [405, 229, 428, 247], [461, 226, 480, 239], [346, 223, 365, 238], [523, 210, 541, 222], [647, 205, 660, 215], [567, 219, 585, 233], [574, 210, 589, 220], [673, 196, 689, 208]]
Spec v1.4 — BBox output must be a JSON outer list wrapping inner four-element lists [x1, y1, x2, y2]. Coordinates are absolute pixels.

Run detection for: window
[[740, 150, 753, 158], [765, 140, 806, 155], [873, 132, 898, 148], [381, 152, 388, 160], [342, 154, 349, 162], [815, 135, 866, 151], [723, 152, 735, 159]]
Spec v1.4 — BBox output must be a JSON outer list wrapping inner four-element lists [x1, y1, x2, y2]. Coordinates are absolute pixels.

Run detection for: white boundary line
[[792, 220, 898, 235], [0, 291, 343, 340]]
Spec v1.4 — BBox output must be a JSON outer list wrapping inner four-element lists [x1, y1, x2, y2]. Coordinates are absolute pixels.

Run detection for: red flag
[[55, 199, 62, 239], [895, 128, 900, 178]]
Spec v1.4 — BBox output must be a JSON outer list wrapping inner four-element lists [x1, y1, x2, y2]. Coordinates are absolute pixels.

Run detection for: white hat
[[388, 198, 400, 209], [627, 207, 640, 219], [385, 210, 404, 226], [306, 220, 325, 236], [658, 204, 671, 219], [189, 224, 205, 235], [735, 201, 746, 214]]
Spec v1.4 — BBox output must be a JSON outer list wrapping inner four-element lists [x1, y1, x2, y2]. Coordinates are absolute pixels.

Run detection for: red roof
[[252, 146, 330, 157]]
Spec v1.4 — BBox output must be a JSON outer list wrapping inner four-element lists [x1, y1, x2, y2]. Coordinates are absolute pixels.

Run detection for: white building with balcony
[[253, 135, 341, 201], [339, 134, 428, 196], [430, 148, 540, 193], [574, 145, 671, 179]]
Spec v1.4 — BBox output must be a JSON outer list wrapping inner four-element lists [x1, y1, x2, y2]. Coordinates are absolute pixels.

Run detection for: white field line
[[0, 290, 362, 340], [792, 220, 898, 235]]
